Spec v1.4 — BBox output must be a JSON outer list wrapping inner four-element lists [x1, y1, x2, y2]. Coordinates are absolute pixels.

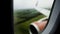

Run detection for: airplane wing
[[34, 7, 50, 18], [34, 0, 54, 18]]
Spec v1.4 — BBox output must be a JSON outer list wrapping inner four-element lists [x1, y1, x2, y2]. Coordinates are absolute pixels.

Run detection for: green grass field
[[14, 9, 46, 34]]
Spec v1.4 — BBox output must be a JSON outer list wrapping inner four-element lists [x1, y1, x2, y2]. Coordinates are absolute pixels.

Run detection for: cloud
[[13, 0, 54, 10], [13, 0, 36, 9]]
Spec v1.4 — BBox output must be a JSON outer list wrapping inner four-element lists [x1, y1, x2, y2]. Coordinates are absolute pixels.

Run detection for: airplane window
[[14, 0, 54, 34]]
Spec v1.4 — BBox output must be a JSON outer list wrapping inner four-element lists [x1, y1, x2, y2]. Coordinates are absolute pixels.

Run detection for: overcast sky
[[13, 0, 54, 10], [13, 0, 37, 10]]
